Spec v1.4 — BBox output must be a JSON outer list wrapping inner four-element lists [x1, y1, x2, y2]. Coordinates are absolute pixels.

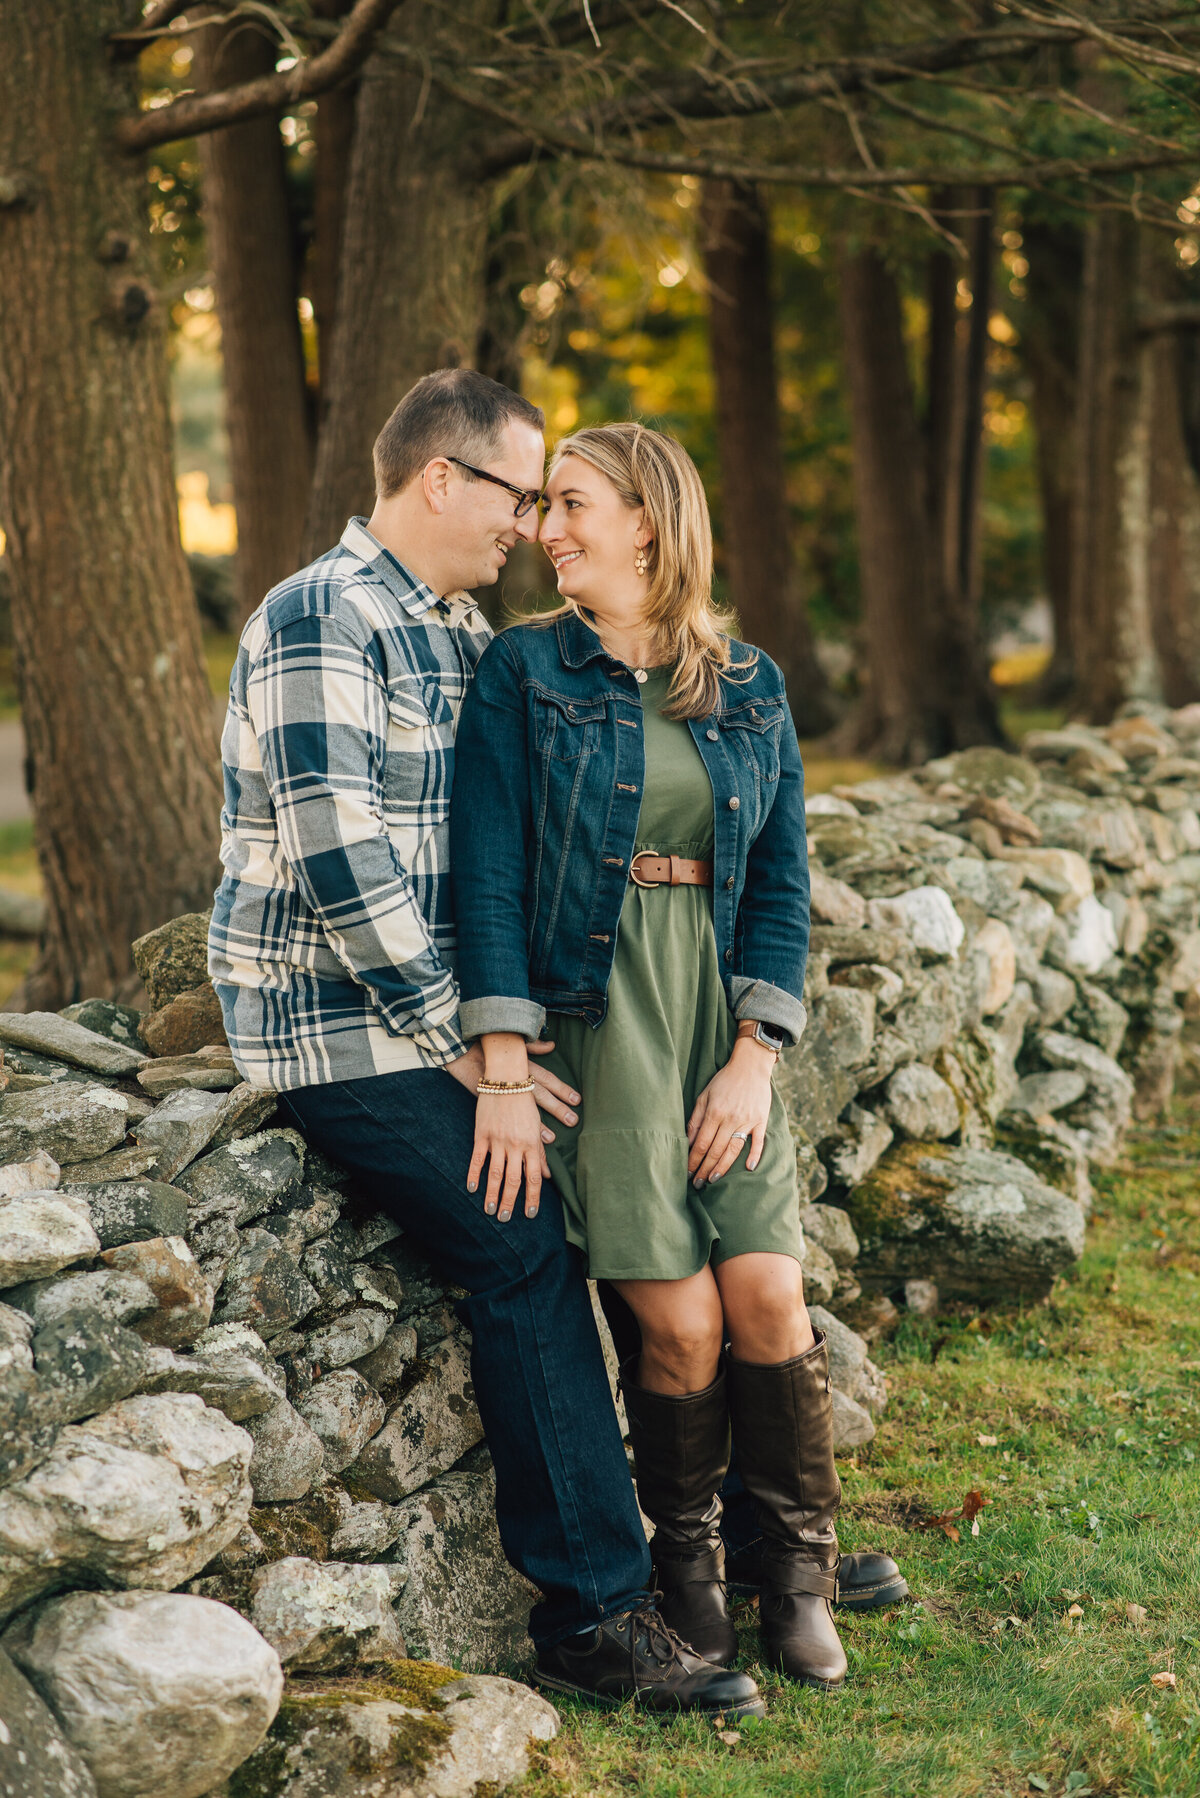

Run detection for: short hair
[[372, 368, 545, 499]]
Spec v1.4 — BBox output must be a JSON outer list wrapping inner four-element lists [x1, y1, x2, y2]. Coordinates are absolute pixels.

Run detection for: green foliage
[[518, 1097, 1200, 1797]]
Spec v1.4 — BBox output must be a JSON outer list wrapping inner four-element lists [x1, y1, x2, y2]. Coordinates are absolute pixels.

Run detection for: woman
[[450, 422, 845, 1689]]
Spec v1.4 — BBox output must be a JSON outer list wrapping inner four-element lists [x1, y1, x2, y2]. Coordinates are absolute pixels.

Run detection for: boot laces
[[626, 1601, 690, 1679]]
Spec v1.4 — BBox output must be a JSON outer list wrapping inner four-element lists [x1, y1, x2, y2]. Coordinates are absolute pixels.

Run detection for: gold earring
[[635, 547, 648, 576]]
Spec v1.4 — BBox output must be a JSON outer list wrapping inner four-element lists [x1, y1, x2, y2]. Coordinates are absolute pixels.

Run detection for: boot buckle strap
[[654, 1552, 724, 1588], [766, 1561, 840, 1602]]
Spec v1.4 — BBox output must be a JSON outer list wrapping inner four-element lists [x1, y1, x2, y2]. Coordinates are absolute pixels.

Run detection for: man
[[209, 368, 764, 1719]]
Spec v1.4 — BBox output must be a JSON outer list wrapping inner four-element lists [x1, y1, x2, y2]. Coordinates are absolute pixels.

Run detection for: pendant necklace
[[633, 667, 648, 684]]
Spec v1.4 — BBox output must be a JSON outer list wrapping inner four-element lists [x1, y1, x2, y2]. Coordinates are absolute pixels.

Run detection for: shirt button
[[728, 797, 740, 811], [706, 729, 718, 741], [725, 949, 733, 963], [726, 876, 735, 889]]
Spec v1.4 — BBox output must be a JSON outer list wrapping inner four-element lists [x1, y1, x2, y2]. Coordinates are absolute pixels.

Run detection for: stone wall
[[2, 703, 1199, 1793]]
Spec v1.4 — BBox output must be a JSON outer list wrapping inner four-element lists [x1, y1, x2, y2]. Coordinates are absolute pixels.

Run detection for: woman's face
[[538, 455, 647, 610]]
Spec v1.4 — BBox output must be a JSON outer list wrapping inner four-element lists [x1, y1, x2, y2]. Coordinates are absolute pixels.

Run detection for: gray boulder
[[4, 1589, 281, 1798], [134, 1088, 227, 1183], [224, 1666, 557, 1798], [242, 1396, 326, 1503], [0, 1191, 99, 1288], [822, 1104, 894, 1187], [0, 1393, 252, 1619], [845, 1142, 1086, 1301], [176, 1130, 305, 1228], [0, 1085, 131, 1167], [212, 1230, 319, 1341], [799, 1202, 860, 1269], [249, 1557, 406, 1671], [883, 1064, 960, 1140], [295, 1369, 386, 1474], [0, 1012, 147, 1077], [95, 1236, 212, 1349], [350, 1334, 482, 1503], [0, 1645, 98, 1798], [0, 1150, 60, 1198], [71, 1179, 188, 1249], [831, 1388, 876, 1452]]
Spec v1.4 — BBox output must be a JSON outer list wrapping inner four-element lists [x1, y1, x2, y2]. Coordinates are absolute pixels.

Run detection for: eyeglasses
[[447, 456, 543, 519]]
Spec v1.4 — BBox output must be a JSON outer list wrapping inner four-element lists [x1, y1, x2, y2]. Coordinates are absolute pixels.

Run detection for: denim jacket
[[450, 610, 810, 1045]]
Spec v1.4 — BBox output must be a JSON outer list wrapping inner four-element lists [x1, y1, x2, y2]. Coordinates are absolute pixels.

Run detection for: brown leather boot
[[726, 1332, 848, 1690], [620, 1357, 737, 1666]]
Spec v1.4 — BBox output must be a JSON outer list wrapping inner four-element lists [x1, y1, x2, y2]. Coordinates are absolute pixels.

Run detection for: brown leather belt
[[629, 851, 713, 888]]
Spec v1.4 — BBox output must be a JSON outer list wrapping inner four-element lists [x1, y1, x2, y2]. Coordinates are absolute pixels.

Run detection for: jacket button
[[726, 876, 735, 889], [725, 949, 733, 963], [728, 797, 740, 811], [706, 729, 718, 741]]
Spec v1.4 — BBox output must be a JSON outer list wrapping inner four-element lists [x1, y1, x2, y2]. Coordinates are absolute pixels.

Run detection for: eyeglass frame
[[446, 456, 543, 519]]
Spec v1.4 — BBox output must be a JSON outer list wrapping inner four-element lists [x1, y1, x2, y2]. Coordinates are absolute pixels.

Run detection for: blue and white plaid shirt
[[209, 518, 492, 1090]]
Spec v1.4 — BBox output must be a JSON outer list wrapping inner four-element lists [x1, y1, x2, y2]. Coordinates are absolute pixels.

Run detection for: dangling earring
[[634, 546, 648, 576]]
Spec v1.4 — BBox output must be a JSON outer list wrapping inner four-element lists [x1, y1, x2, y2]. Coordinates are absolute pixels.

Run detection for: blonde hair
[[536, 422, 753, 719]]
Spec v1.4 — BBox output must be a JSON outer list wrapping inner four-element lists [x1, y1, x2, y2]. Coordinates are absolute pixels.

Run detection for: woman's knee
[[718, 1254, 811, 1358]]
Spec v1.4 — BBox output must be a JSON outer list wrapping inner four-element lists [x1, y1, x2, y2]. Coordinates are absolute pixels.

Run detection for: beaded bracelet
[[476, 1078, 536, 1095]]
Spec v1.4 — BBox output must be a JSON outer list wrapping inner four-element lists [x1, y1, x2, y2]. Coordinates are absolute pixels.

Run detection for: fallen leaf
[[1028, 1776, 1050, 1793], [716, 1730, 742, 1746], [977, 1434, 999, 1447], [1067, 1603, 1085, 1618], [962, 1488, 990, 1522], [1150, 1670, 1177, 1689], [1126, 1602, 1148, 1626]]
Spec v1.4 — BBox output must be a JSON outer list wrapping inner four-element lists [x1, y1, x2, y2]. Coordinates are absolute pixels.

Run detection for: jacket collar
[[555, 609, 618, 669]]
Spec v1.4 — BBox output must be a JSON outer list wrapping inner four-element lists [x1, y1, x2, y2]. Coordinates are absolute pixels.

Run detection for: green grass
[[517, 1102, 1200, 1798]]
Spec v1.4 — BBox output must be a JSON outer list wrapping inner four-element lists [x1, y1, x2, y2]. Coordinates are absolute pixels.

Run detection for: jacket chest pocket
[[720, 699, 783, 783], [531, 691, 607, 763]]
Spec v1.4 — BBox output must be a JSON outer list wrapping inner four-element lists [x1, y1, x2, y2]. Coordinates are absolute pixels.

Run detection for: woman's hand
[[466, 1031, 554, 1222], [468, 1091, 549, 1221], [686, 1038, 775, 1187]]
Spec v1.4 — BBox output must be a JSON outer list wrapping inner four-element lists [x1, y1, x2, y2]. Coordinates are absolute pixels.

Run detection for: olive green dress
[[538, 666, 801, 1282]]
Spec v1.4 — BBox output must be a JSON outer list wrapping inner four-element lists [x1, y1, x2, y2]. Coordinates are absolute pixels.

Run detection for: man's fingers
[[532, 1082, 578, 1128], [532, 1065, 580, 1104], [528, 1039, 556, 1056]]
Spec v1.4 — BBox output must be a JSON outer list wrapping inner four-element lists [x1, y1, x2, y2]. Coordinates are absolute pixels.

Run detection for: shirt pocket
[[719, 697, 784, 783], [530, 689, 607, 762]]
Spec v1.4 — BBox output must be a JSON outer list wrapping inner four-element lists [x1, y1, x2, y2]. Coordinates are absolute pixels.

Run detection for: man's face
[[444, 420, 546, 589]]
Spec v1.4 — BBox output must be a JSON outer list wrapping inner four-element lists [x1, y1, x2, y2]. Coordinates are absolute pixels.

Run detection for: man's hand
[[445, 1041, 579, 1135]]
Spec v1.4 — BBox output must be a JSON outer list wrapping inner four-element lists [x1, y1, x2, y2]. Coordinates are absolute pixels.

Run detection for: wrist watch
[[749, 1021, 786, 1056]]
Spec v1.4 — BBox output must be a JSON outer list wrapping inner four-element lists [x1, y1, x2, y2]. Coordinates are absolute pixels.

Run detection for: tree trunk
[[303, 3, 493, 558], [0, 0, 222, 1006], [700, 180, 839, 735], [196, 16, 313, 619], [1022, 216, 1082, 700], [835, 244, 946, 763], [1143, 238, 1200, 706], [1069, 213, 1161, 720], [310, 0, 358, 428]]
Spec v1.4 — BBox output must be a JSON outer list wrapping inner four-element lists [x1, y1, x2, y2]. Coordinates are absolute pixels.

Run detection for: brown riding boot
[[726, 1332, 848, 1689], [620, 1357, 738, 1666]]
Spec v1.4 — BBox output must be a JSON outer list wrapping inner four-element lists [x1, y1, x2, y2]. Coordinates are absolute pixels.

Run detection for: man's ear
[[423, 457, 454, 515]]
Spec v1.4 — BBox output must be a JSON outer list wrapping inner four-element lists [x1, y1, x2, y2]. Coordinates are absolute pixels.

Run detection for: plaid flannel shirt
[[209, 518, 492, 1090]]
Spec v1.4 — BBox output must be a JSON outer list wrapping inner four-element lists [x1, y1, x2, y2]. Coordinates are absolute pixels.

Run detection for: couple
[[210, 368, 904, 1721]]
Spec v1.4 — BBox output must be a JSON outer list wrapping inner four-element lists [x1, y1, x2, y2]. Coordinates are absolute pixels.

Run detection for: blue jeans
[[277, 1068, 652, 1649]]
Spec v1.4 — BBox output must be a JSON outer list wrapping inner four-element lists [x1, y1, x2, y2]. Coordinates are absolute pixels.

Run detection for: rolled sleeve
[[458, 996, 547, 1042], [730, 976, 808, 1047]]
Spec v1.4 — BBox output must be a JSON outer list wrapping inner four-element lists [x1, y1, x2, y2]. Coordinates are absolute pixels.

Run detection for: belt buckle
[[629, 852, 661, 888]]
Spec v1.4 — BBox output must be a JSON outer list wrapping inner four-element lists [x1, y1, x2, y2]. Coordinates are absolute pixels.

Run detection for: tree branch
[[114, 0, 403, 153], [110, 0, 202, 56]]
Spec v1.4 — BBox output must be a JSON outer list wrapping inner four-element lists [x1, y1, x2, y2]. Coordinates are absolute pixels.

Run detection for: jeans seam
[[322, 1079, 626, 1626]]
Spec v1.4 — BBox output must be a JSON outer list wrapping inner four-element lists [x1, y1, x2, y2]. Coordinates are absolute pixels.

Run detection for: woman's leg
[[716, 1251, 847, 1688], [612, 1269, 724, 1394], [712, 1252, 813, 1363], [612, 1270, 735, 1663]]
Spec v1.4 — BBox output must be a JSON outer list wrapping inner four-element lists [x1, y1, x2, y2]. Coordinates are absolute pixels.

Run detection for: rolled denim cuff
[[458, 995, 548, 1042], [730, 976, 808, 1048]]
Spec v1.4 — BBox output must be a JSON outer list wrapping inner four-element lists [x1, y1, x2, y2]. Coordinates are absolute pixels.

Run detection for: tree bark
[[0, 0, 221, 1006], [196, 17, 313, 619], [310, 0, 358, 427], [835, 244, 942, 763], [1021, 216, 1082, 699], [700, 180, 839, 734], [1143, 238, 1200, 706], [303, 3, 494, 558], [1069, 213, 1161, 720]]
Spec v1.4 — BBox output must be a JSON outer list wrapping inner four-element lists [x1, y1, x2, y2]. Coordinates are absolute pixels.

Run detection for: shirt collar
[[340, 518, 478, 623]]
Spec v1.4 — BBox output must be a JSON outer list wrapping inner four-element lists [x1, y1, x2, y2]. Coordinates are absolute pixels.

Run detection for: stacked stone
[[0, 916, 556, 1797], [2, 706, 1200, 1793]]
